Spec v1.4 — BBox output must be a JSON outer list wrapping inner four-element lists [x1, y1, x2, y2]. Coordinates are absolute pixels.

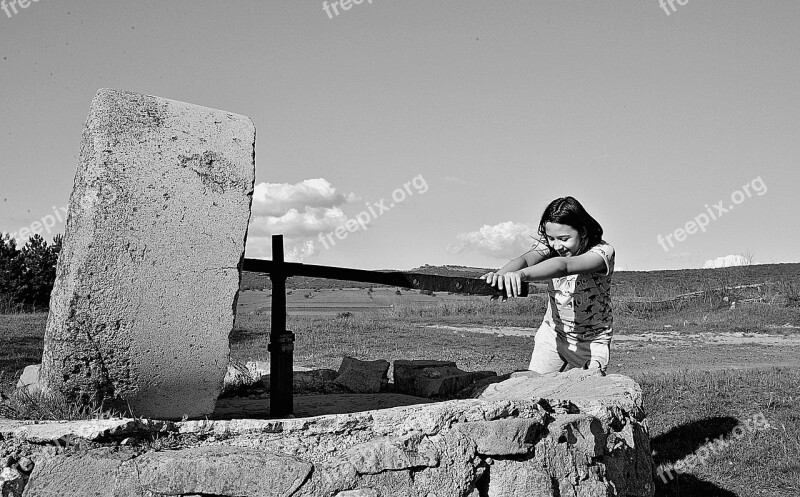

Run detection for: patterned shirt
[[536, 240, 615, 342]]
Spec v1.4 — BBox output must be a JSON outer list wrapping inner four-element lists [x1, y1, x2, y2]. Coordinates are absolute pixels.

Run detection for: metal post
[[269, 234, 294, 417]]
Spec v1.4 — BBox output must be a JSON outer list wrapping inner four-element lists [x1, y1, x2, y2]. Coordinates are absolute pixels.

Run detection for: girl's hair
[[536, 196, 603, 255]]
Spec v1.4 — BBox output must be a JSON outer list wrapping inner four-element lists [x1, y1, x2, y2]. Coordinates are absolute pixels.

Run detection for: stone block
[[334, 357, 389, 394], [16, 364, 41, 391], [453, 417, 545, 456], [135, 446, 312, 496], [393, 360, 496, 398], [39, 88, 255, 420], [393, 359, 456, 389], [486, 458, 553, 497]]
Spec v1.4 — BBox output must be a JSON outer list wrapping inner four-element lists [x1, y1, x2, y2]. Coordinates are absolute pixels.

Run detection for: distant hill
[[240, 262, 800, 295]]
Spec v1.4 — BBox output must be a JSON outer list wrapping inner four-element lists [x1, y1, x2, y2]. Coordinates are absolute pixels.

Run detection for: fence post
[[269, 234, 294, 417]]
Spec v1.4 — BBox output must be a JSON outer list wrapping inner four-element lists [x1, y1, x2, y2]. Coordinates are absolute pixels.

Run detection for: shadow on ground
[[651, 416, 739, 497]]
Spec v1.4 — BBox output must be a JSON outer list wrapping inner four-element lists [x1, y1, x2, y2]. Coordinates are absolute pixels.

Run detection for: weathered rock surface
[[135, 446, 312, 496], [22, 447, 139, 497], [333, 357, 390, 394], [0, 418, 172, 444], [15, 369, 655, 497], [220, 367, 345, 400], [23, 446, 312, 497], [394, 359, 496, 398], [0, 466, 25, 497], [15, 365, 40, 391], [38, 88, 256, 420]]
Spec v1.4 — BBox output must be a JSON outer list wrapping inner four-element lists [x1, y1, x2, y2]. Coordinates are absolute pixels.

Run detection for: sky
[[1, 0, 798, 272]]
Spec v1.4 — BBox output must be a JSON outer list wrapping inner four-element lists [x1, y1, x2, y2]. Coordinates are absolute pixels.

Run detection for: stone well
[[5, 369, 655, 497]]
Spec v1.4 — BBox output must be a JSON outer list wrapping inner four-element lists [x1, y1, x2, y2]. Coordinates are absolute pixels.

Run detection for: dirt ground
[[215, 324, 800, 419], [424, 324, 800, 376]]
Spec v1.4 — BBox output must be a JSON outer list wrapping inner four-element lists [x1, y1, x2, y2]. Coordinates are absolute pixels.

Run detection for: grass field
[[1, 264, 799, 496]]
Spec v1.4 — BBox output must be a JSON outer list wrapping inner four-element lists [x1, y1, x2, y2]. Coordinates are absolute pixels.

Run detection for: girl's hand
[[481, 271, 499, 286], [482, 271, 524, 298], [501, 271, 524, 298]]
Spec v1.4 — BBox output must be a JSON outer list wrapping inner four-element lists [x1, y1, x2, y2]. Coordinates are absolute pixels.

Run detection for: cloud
[[286, 239, 317, 262], [245, 235, 318, 263], [448, 221, 536, 259], [248, 207, 346, 239], [246, 178, 355, 262], [251, 178, 355, 217], [702, 254, 751, 269]]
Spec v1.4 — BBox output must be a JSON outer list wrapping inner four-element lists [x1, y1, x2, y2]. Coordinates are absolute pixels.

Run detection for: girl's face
[[544, 222, 585, 257]]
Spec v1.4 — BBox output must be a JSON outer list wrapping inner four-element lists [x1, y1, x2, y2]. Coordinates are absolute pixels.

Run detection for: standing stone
[[39, 89, 255, 420]]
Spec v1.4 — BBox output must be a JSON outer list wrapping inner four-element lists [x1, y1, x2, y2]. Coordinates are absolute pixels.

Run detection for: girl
[[483, 196, 615, 374]]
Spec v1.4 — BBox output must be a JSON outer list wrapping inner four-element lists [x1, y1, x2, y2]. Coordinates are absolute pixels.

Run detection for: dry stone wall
[[10, 369, 655, 497]]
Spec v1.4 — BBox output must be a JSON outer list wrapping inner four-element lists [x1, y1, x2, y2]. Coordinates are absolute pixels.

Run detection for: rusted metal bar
[[267, 235, 293, 417], [242, 259, 528, 298]]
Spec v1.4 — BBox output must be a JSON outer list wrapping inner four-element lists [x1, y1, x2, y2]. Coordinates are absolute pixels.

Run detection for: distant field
[[235, 287, 503, 316], [240, 262, 800, 296]]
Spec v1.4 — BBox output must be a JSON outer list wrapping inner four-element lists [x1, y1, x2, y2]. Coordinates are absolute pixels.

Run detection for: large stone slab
[[39, 89, 255, 420]]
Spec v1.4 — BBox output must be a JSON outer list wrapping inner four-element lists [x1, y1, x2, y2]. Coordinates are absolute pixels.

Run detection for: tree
[[0, 233, 23, 307], [0, 232, 62, 311], [19, 234, 61, 308]]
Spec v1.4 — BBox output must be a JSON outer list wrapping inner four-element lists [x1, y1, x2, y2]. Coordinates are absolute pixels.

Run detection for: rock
[[15, 364, 41, 391], [393, 360, 496, 398], [452, 417, 546, 456], [394, 360, 455, 388], [38, 88, 256, 420], [482, 369, 655, 496], [24, 446, 312, 497], [333, 357, 390, 394], [23, 447, 139, 497], [455, 373, 511, 398], [294, 369, 340, 394], [225, 368, 342, 397], [1, 418, 173, 444], [221, 361, 260, 396], [485, 458, 552, 497], [405, 429, 482, 497], [0, 467, 25, 497], [246, 360, 270, 378], [335, 489, 379, 497], [481, 368, 645, 421], [15, 456, 33, 473], [135, 446, 312, 497], [343, 433, 439, 474]]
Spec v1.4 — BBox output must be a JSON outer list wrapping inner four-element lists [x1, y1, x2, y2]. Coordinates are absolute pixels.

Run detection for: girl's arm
[[496, 251, 607, 297]]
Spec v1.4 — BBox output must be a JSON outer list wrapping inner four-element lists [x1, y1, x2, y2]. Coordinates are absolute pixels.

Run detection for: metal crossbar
[[241, 234, 528, 416]]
